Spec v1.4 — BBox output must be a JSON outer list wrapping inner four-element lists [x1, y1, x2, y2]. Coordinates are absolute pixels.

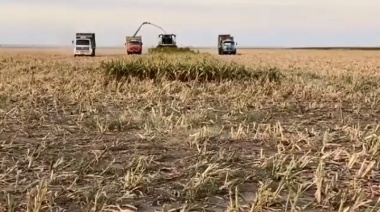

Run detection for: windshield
[[76, 39, 90, 45], [129, 41, 141, 44], [223, 42, 234, 46]]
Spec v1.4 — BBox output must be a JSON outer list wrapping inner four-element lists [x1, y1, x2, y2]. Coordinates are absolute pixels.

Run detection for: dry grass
[[1, 48, 380, 211]]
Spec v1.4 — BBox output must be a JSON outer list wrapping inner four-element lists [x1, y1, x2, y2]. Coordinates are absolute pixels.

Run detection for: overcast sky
[[1, 0, 379, 47]]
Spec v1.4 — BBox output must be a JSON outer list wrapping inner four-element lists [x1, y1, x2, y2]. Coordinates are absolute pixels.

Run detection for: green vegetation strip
[[148, 46, 199, 54], [101, 53, 283, 83]]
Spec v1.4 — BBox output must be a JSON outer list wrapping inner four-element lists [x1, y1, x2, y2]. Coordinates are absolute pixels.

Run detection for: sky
[[0, 0, 380, 47]]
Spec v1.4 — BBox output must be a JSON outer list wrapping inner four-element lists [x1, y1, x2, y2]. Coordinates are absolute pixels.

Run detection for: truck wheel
[[74, 54, 77, 57]]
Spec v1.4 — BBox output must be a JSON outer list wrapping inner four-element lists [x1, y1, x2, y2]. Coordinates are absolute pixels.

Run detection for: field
[[1, 47, 380, 212]]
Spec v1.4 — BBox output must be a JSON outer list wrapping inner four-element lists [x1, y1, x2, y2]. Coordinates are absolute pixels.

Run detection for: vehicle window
[[76, 40, 90, 45], [129, 41, 141, 44]]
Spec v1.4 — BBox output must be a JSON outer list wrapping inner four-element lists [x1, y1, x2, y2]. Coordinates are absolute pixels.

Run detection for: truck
[[125, 36, 143, 55], [72, 33, 96, 57], [218, 34, 237, 55]]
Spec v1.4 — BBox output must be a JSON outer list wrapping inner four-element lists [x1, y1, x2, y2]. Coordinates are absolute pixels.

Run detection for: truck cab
[[221, 39, 237, 55], [125, 36, 143, 55], [73, 33, 96, 57]]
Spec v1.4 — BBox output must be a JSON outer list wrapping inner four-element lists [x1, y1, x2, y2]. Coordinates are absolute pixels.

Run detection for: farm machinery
[[126, 21, 169, 54], [151, 34, 196, 54], [127, 21, 190, 54], [157, 34, 177, 48]]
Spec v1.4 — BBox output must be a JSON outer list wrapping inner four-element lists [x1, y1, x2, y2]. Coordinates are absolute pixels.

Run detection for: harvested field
[[1, 48, 380, 211]]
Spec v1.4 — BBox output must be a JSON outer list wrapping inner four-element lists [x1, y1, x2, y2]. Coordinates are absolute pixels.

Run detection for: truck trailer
[[218, 34, 237, 55], [72, 33, 96, 57], [125, 36, 143, 55]]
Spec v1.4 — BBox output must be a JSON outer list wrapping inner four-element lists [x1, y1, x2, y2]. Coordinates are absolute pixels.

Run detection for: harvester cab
[[157, 34, 177, 48]]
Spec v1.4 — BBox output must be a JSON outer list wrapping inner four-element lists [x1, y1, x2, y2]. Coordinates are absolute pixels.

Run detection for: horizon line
[[1, 44, 380, 50]]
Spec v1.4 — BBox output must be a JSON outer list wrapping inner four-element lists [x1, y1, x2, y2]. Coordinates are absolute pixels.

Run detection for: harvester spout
[[132, 22, 166, 37]]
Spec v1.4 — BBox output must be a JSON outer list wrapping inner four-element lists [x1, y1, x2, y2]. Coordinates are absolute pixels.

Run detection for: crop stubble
[[1, 49, 380, 211]]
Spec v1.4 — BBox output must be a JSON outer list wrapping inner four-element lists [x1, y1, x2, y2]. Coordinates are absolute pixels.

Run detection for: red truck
[[125, 36, 142, 55]]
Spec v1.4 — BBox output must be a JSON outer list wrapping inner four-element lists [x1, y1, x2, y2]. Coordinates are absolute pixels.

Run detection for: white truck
[[72, 33, 96, 57]]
